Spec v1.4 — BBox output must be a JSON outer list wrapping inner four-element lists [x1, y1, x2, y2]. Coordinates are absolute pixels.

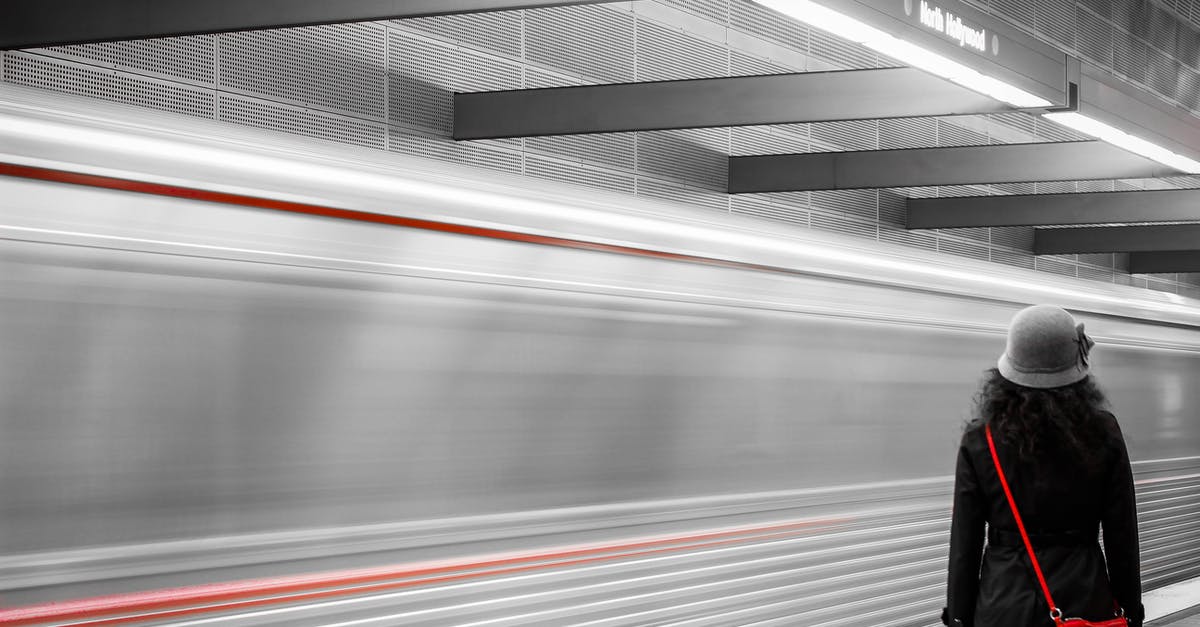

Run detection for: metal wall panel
[[659, 0, 728, 25], [34, 36, 215, 85], [637, 127, 728, 191], [878, 117, 938, 150], [636, 17, 727, 80], [730, 194, 808, 226], [220, 24, 385, 119], [397, 11, 523, 58], [729, 125, 810, 156], [4, 51, 213, 117], [525, 153, 637, 193], [525, 5, 634, 83], [810, 119, 876, 151], [728, 1, 808, 57], [218, 93, 386, 149]]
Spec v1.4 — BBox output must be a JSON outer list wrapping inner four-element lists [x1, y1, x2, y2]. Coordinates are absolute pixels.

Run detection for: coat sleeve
[[1102, 416, 1143, 627], [945, 432, 986, 626]]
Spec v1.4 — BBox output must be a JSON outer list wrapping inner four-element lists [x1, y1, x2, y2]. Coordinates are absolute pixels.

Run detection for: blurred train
[[2, 84, 1199, 624]]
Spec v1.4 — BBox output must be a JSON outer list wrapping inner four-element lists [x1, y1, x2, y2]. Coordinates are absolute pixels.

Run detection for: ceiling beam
[[454, 68, 1014, 140], [729, 141, 1171, 193], [1, 0, 616, 49], [907, 188, 1200, 229], [1129, 252, 1200, 273], [1035, 224, 1200, 254]]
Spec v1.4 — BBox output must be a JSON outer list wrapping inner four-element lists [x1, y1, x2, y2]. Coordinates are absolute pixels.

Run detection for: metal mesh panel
[[879, 118, 938, 149], [938, 184, 994, 197], [1148, 49, 1183, 100], [396, 11, 523, 59], [1035, 1, 1077, 50], [992, 182, 1037, 195], [1178, 28, 1200, 70], [877, 190, 907, 227], [636, 16, 728, 80], [954, 227, 992, 243], [811, 189, 877, 221], [1111, 2, 1144, 38], [389, 129, 523, 175], [730, 195, 808, 226], [730, 51, 794, 75], [637, 177, 729, 211], [811, 120, 876, 151], [938, 120, 989, 147], [1146, 277, 1180, 292], [938, 235, 992, 261], [389, 30, 521, 136], [991, 0, 1037, 31], [525, 154, 636, 193], [525, 5, 634, 83], [657, 0, 729, 25], [729, 1, 808, 54], [879, 225, 938, 252], [989, 112, 1038, 142], [218, 94, 384, 149], [1075, 7, 1114, 67], [991, 226, 1035, 249], [1113, 27, 1150, 84], [35, 36, 215, 85], [4, 52, 213, 118], [992, 247, 1037, 269], [637, 129, 728, 190], [220, 24, 385, 119], [810, 30, 880, 69], [810, 210, 878, 238], [1076, 180, 1116, 192], [1036, 256, 1080, 277], [526, 132, 636, 172], [1036, 180, 1079, 194], [730, 125, 809, 155]]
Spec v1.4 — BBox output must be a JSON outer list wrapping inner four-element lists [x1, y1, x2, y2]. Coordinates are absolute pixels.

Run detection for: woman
[[943, 305, 1143, 627]]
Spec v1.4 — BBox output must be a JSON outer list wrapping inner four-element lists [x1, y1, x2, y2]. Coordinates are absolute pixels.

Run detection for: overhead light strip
[[1043, 112, 1200, 174], [752, 0, 1052, 108]]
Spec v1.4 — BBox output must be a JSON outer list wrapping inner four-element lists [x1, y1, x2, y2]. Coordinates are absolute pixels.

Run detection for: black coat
[[943, 412, 1143, 627]]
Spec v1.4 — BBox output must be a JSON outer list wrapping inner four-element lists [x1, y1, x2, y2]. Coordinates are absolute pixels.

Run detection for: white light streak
[[1044, 112, 1200, 174]]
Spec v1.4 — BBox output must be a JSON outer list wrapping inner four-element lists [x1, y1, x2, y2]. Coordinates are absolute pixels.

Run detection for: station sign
[[828, 0, 1070, 108], [916, 1, 987, 53]]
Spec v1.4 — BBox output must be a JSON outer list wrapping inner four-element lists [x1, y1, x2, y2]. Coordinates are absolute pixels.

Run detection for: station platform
[[1152, 578, 1200, 626]]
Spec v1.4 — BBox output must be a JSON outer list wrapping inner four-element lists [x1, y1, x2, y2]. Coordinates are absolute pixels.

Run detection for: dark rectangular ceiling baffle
[[1, 0, 617, 49], [453, 68, 1014, 140], [729, 141, 1171, 193], [1129, 251, 1200, 273], [1035, 224, 1200, 254], [907, 188, 1200, 229]]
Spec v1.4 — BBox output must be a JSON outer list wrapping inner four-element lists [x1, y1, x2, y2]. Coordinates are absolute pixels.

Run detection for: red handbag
[[986, 425, 1128, 627]]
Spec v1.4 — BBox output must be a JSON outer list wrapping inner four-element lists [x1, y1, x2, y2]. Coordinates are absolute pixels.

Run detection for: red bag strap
[[986, 424, 1064, 624]]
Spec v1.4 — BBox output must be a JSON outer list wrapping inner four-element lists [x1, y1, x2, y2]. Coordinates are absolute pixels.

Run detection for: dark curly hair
[[969, 368, 1111, 470]]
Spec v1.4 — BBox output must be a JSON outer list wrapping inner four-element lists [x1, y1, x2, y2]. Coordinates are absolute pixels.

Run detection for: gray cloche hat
[[997, 305, 1096, 389]]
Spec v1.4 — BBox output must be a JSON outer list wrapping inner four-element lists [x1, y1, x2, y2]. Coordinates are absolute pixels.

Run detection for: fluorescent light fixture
[[752, 0, 1052, 108], [1043, 112, 1200, 174]]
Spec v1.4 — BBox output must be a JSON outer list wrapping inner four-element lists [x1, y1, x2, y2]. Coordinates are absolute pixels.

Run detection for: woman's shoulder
[[1094, 410, 1125, 437], [958, 420, 988, 452]]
